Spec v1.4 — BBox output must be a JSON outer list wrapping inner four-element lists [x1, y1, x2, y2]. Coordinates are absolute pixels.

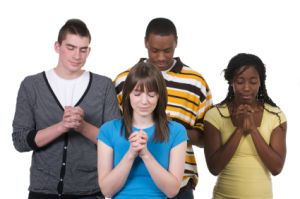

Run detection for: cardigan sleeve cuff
[[26, 130, 40, 151]]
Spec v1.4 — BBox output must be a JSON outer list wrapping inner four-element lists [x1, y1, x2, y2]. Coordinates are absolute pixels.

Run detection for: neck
[[132, 114, 154, 129], [54, 67, 84, 80], [230, 100, 263, 110]]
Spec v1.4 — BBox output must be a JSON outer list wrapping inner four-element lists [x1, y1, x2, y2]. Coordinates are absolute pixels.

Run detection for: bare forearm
[[187, 129, 204, 148], [35, 122, 67, 147], [251, 129, 285, 175], [100, 152, 135, 198], [141, 152, 181, 198], [76, 121, 98, 144], [206, 128, 243, 175]]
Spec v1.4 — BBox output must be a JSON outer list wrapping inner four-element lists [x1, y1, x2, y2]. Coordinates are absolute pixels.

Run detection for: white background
[[1, 0, 299, 198]]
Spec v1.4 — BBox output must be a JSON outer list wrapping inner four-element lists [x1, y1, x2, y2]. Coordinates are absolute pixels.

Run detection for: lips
[[139, 107, 150, 112], [70, 62, 82, 67], [156, 63, 167, 67], [239, 94, 255, 101], [241, 95, 251, 99]]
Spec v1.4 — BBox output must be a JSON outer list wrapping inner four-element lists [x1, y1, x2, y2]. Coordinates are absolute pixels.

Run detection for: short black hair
[[145, 18, 177, 41]]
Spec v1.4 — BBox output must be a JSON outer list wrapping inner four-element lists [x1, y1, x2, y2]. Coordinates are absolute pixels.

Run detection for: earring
[[257, 88, 263, 101]]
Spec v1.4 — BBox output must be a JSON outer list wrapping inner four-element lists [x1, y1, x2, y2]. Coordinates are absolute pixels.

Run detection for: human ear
[[54, 41, 60, 53]]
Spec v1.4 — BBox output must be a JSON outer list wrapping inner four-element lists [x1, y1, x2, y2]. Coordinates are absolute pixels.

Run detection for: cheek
[[148, 52, 157, 60], [60, 49, 73, 59], [150, 98, 159, 107], [232, 84, 243, 95], [81, 52, 89, 59], [130, 99, 138, 111], [167, 51, 174, 58], [255, 86, 260, 94], [130, 95, 137, 102]]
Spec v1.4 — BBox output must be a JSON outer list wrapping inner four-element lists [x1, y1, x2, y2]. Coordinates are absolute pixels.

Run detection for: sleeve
[[12, 78, 39, 152], [113, 70, 130, 108], [97, 121, 114, 148], [170, 122, 189, 148], [272, 108, 287, 128], [103, 78, 121, 123], [194, 76, 213, 131], [204, 107, 220, 130], [278, 111, 287, 124]]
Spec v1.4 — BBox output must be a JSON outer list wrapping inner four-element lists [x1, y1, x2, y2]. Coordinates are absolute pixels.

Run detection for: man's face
[[55, 33, 90, 74], [145, 33, 177, 71]]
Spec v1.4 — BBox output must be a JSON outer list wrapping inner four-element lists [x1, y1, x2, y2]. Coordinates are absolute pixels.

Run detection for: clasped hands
[[128, 130, 148, 158], [61, 106, 85, 132], [233, 104, 257, 135]]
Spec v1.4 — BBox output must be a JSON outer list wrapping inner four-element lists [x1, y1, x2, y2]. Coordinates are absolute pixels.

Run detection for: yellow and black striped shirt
[[114, 57, 213, 188]]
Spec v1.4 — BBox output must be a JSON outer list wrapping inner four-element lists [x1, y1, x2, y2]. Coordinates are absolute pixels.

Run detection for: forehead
[[235, 66, 259, 78], [61, 33, 90, 47], [146, 33, 176, 47]]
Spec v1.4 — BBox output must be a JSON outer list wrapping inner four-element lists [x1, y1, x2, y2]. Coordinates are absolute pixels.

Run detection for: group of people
[[12, 17, 287, 199]]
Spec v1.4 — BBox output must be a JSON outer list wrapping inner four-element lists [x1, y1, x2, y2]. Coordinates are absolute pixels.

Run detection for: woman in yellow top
[[204, 53, 287, 199]]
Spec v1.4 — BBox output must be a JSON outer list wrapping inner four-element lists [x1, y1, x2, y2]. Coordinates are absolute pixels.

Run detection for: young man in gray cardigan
[[12, 19, 120, 199]]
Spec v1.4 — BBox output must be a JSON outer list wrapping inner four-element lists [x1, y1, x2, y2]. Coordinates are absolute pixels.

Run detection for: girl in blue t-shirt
[[97, 62, 188, 199]]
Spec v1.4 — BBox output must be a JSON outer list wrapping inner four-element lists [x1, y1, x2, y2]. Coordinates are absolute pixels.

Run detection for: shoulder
[[168, 120, 186, 133], [23, 72, 44, 82], [89, 72, 117, 92], [20, 72, 45, 90], [176, 58, 208, 81], [204, 105, 228, 125], [206, 105, 225, 116], [264, 103, 283, 113], [168, 120, 184, 128], [114, 68, 131, 85], [168, 121, 188, 143], [101, 118, 122, 129], [169, 58, 211, 94], [98, 118, 122, 144], [182, 66, 210, 87], [264, 103, 287, 123], [90, 72, 112, 83]]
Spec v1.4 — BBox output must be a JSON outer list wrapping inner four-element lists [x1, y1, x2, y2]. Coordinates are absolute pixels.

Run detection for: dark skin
[[146, 33, 204, 148], [188, 129, 204, 147], [204, 66, 287, 176]]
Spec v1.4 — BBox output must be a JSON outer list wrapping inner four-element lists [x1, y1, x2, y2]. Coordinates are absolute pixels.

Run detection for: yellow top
[[204, 104, 286, 199]]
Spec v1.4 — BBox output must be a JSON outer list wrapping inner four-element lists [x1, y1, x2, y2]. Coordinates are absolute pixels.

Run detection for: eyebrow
[[65, 43, 89, 50], [149, 45, 171, 50]]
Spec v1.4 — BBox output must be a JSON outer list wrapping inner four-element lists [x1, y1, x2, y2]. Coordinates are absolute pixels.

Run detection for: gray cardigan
[[12, 71, 120, 195]]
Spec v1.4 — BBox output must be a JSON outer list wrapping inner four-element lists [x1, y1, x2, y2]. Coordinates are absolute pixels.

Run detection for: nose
[[243, 82, 251, 91], [141, 93, 149, 104], [73, 49, 81, 60], [157, 52, 166, 61]]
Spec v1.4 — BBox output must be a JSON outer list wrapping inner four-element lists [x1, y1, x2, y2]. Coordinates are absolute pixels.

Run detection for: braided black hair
[[217, 53, 282, 125], [220, 53, 276, 106]]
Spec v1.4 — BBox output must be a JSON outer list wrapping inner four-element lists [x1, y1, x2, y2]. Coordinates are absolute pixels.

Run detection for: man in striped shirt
[[114, 17, 213, 199]]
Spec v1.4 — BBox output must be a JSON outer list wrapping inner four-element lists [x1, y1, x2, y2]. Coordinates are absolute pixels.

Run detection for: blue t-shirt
[[97, 119, 188, 199]]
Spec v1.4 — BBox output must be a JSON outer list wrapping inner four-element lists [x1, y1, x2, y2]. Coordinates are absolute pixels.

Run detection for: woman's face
[[129, 85, 159, 119], [232, 66, 261, 104]]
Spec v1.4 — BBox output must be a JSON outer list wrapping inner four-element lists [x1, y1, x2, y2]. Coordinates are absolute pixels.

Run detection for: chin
[[138, 112, 152, 117], [241, 99, 256, 104]]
